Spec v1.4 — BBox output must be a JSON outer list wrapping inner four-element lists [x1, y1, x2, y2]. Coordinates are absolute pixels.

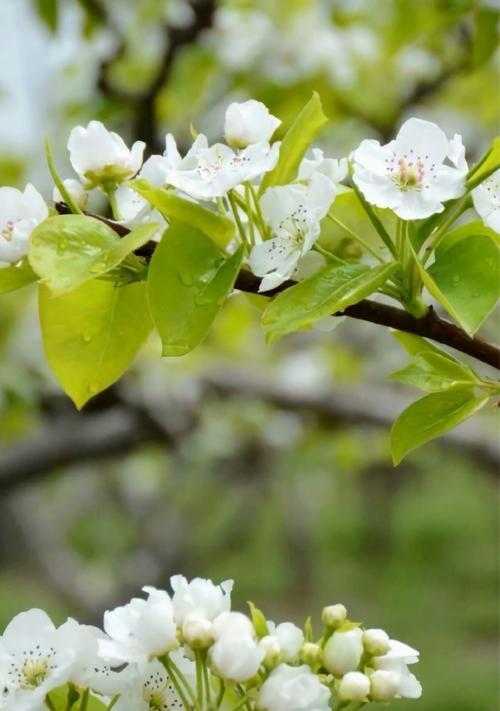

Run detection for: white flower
[[212, 611, 254, 639], [0, 184, 48, 265], [210, 634, 264, 681], [352, 118, 468, 219], [165, 141, 280, 200], [363, 628, 391, 656], [113, 657, 192, 711], [259, 635, 282, 666], [53, 178, 88, 209], [321, 603, 347, 629], [68, 120, 145, 189], [323, 627, 364, 677], [182, 610, 215, 649], [372, 639, 422, 699], [225, 100, 281, 148], [298, 148, 348, 187], [472, 168, 500, 233], [249, 172, 335, 291], [258, 663, 331, 711], [100, 586, 178, 664], [266, 622, 304, 662], [369, 669, 401, 701], [0, 609, 75, 710], [338, 671, 370, 701], [170, 575, 233, 625]]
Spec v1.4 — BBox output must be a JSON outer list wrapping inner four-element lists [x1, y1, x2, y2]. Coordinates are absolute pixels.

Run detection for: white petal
[[395, 118, 448, 165]]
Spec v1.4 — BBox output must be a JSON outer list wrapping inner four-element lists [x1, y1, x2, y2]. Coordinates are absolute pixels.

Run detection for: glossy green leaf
[[132, 180, 235, 249], [148, 222, 243, 356], [0, 260, 37, 295], [390, 352, 477, 392], [259, 92, 327, 193], [263, 262, 397, 342], [390, 390, 490, 465], [391, 331, 458, 361], [248, 601, 270, 638], [428, 234, 499, 334], [435, 220, 499, 257], [29, 215, 157, 294], [39, 280, 152, 408]]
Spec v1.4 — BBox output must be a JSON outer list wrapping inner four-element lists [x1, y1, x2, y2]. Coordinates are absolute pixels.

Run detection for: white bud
[[300, 642, 322, 666], [259, 635, 281, 667], [182, 610, 215, 649], [53, 179, 88, 209], [338, 671, 370, 702], [224, 99, 281, 149], [210, 634, 264, 682], [363, 628, 391, 656], [323, 627, 363, 677], [370, 670, 401, 701], [321, 604, 347, 629]]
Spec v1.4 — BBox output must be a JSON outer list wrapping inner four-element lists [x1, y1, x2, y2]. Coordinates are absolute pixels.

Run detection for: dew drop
[[81, 332, 92, 343], [179, 272, 194, 287]]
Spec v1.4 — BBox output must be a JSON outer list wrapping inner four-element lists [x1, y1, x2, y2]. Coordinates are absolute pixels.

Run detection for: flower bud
[[182, 610, 215, 649], [321, 604, 347, 629], [370, 670, 401, 701], [259, 635, 281, 668], [53, 179, 88, 209], [338, 671, 370, 702], [323, 627, 363, 677], [363, 628, 391, 656], [224, 100, 281, 149], [300, 642, 322, 667]]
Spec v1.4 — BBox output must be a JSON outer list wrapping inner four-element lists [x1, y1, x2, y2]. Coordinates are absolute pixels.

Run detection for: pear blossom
[[0, 184, 48, 265], [0, 609, 75, 710], [352, 118, 468, 219], [266, 621, 304, 662], [472, 168, 500, 233], [182, 610, 215, 649], [371, 639, 422, 699], [298, 148, 348, 187], [338, 671, 371, 701], [113, 658, 188, 711], [165, 140, 280, 201], [209, 633, 265, 681], [100, 586, 178, 664], [370, 670, 402, 701], [170, 575, 233, 625], [249, 172, 335, 291], [224, 100, 281, 148], [68, 120, 145, 190], [323, 627, 364, 677], [53, 178, 88, 209], [212, 611, 255, 639], [321, 603, 347, 629], [363, 628, 391, 656], [259, 635, 282, 667], [258, 663, 331, 711]]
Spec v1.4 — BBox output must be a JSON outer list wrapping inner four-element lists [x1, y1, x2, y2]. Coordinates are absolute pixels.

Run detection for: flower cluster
[[0, 575, 421, 710], [1, 96, 492, 294]]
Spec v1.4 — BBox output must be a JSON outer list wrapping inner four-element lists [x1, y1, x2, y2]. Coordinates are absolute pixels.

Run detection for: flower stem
[[44, 137, 83, 215], [80, 689, 90, 711], [245, 184, 256, 247], [195, 650, 205, 710], [327, 213, 384, 263], [420, 194, 470, 265], [45, 696, 58, 711], [228, 191, 247, 248], [313, 243, 347, 266], [106, 695, 120, 710], [247, 182, 269, 238]]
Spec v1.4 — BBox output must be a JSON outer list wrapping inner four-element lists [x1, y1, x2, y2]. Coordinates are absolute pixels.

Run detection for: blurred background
[[0, 1, 498, 709]]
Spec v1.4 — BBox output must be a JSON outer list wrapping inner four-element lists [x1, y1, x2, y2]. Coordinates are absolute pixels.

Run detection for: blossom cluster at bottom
[[0, 575, 421, 711]]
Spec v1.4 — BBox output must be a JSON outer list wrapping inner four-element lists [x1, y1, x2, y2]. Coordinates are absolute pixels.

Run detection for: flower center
[[1, 220, 15, 241], [394, 158, 425, 191]]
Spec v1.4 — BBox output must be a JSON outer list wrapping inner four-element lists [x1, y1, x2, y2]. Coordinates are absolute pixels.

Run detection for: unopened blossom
[[298, 148, 348, 187], [259, 635, 282, 667], [472, 167, 500, 233], [0, 609, 75, 710], [370, 669, 401, 701], [182, 610, 215, 649], [258, 663, 331, 711], [249, 172, 335, 291], [338, 671, 370, 701], [53, 178, 88, 209], [0, 184, 48, 265], [210, 633, 265, 681], [165, 141, 280, 200], [352, 117, 467, 219], [363, 628, 391, 656], [68, 120, 145, 190], [212, 611, 255, 639], [267, 621, 304, 662], [323, 627, 364, 677], [321, 603, 347, 629], [170, 575, 233, 625], [225, 100, 281, 148], [100, 586, 177, 664], [372, 639, 422, 699]]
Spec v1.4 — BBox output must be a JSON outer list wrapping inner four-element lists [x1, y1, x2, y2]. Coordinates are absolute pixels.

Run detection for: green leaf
[[304, 616, 314, 643], [467, 137, 500, 189], [262, 262, 397, 342], [390, 352, 477, 393], [391, 331, 458, 361], [435, 220, 499, 257], [259, 92, 327, 194], [36, 0, 59, 33], [390, 390, 490, 465], [428, 234, 500, 334], [131, 180, 235, 250], [0, 260, 37, 295], [148, 223, 243, 356], [472, 8, 499, 68], [29, 215, 157, 294], [39, 280, 152, 408], [248, 601, 269, 638]]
